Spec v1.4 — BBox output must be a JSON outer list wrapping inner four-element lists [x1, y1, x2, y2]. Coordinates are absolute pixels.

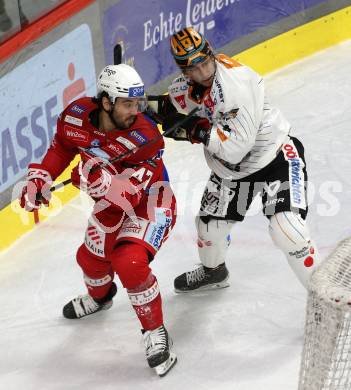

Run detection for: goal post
[[298, 237, 351, 390]]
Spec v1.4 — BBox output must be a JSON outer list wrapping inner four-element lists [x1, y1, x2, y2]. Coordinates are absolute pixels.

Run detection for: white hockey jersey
[[168, 54, 291, 180]]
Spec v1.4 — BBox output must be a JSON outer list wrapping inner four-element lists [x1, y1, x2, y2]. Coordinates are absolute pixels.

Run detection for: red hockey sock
[[76, 244, 114, 300], [112, 243, 164, 330], [127, 273, 163, 330]]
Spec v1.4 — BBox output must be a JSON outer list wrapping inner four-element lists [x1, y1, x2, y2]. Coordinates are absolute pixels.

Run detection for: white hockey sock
[[196, 216, 234, 268]]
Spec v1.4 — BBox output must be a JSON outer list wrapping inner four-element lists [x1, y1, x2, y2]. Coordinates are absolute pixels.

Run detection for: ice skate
[[63, 282, 117, 319], [142, 325, 177, 377], [174, 263, 229, 293]]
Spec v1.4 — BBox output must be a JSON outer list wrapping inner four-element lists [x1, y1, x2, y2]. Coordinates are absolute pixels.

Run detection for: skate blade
[[154, 353, 177, 377], [174, 280, 230, 294]]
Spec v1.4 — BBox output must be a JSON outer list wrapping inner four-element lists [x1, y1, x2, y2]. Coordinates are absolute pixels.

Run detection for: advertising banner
[[0, 23, 96, 195], [103, 0, 326, 88]]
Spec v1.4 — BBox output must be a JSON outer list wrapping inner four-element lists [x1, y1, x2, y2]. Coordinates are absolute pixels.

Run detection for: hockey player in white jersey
[[158, 27, 321, 292]]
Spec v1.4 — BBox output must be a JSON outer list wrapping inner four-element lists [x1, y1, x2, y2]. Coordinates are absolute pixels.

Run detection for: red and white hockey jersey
[[40, 97, 171, 204]]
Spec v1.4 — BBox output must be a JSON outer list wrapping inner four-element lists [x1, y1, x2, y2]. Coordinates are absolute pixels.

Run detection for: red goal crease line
[[0, 0, 95, 64]]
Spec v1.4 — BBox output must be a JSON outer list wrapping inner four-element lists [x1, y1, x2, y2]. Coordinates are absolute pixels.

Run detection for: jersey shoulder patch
[[129, 114, 160, 145], [122, 116, 164, 163], [57, 98, 101, 147], [60, 97, 97, 129], [216, 54, 242, 69], [64, 97, 96, 116]]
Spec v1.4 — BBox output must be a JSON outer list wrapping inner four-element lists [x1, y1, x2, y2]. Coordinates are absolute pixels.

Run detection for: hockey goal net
[[298, 237, 351, 390]]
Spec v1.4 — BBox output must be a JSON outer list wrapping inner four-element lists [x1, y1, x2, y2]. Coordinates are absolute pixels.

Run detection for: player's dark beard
[[105, 108, 136, 130]]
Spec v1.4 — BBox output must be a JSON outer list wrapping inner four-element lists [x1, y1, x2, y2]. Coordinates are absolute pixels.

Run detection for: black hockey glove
[[147, 95, 177, 123], [162, 113, 211, 145]]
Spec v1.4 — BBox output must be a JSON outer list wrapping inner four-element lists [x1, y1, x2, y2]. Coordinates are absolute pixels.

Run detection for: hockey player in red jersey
[[19, 64, 177, 376], [157, 27, 321, 292]]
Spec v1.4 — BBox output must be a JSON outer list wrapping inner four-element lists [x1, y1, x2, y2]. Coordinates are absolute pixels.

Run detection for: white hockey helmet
[[96, 64, 145, 103]]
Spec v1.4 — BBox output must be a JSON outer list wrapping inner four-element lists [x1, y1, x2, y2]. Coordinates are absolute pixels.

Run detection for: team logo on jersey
[[90, 139, 100, 147], [129, 130, 147, 144], [70, 104, 85, 115], [174, 95, 186, 109]]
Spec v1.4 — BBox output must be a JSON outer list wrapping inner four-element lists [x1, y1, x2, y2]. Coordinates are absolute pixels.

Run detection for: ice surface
[[1, 40, 351, 390]]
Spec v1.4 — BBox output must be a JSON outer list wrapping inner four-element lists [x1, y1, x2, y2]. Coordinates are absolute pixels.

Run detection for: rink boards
[[0, 3, 351, 251]]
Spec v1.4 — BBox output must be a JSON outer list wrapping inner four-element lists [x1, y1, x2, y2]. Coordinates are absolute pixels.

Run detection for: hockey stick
[[38, 106, 199, 198]]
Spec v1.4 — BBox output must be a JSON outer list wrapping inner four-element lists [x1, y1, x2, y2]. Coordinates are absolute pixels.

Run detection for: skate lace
[[186, 266, 205, 285], [72, 294, 100, 317], [144, 326, 167, 358]]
